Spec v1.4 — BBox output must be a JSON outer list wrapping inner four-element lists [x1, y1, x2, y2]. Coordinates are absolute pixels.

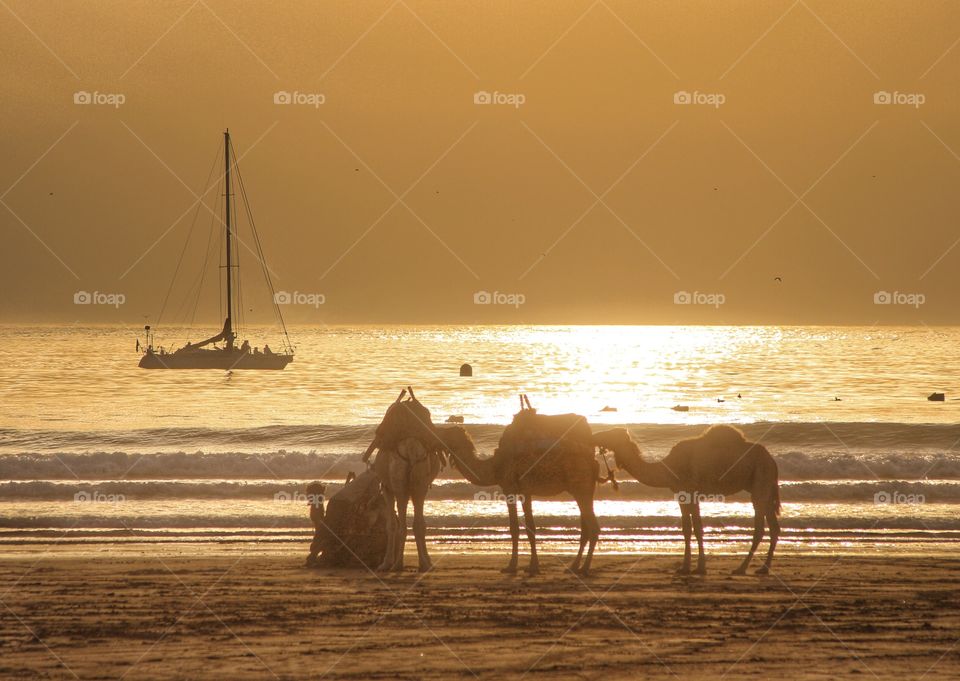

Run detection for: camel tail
[[770, 457, 781, 516], [758, 443, 780, 517]]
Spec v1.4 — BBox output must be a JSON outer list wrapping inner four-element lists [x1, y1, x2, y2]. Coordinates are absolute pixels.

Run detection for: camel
[[440, 395, 608, 576], [361, 388, 443, 573], [594, 425, 781, 576]]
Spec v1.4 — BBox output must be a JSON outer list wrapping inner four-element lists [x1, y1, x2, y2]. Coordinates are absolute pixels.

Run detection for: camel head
[[593, 427, 643, 467], [435, 424, 497, 486], [433, 425, 478, 470]]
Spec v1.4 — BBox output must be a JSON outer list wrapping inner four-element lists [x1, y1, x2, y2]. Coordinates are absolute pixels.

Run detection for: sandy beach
[[1, 543, 957, 680]]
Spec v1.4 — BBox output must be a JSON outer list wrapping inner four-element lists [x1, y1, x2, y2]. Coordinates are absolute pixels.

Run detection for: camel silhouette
[[360, 389, 443, 572], [441, 396, 607, 576], [594, 425, 781, 575]]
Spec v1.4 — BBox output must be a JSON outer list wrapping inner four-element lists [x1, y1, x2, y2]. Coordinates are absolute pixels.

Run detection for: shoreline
[[1, 544, 958, 679]]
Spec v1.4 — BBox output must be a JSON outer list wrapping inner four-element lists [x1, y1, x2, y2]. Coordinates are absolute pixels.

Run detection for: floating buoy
[[928, 392, 946, 402], [459, 363, 473, 377], [446, 415, 464, 423]]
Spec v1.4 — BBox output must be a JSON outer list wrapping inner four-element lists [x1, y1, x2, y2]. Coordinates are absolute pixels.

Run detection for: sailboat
[[138, 130, 294, 370]]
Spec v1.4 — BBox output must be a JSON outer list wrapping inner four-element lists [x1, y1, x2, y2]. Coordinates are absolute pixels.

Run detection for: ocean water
[[2, 324, 959, 556]]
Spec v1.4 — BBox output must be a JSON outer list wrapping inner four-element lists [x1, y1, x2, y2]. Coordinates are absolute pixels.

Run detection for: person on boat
[[240, 340, 250, 353], [263, 344, 273, 355]]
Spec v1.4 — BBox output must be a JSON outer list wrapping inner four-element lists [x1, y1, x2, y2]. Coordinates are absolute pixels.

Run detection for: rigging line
[[156, 141, 222, 328], [173, 188, 219, 328], [172, 177, 220, 327], [190, 192, 219, 326], [230, 137, 294, 353], [238, 161, 290, 351]]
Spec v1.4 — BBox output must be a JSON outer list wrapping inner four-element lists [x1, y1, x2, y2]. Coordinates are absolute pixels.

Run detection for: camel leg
[[393, 493, 409, 572], [757, 511, 780, 575], [574, 496, 600, 577], [588, 512, 601, 574], [521, 495, 539, 576], [412, 494, 432, 573], [502, 496, 519, 574], [733, 505, 765, 576], [676, 503, 692, 575], [692, 503, 706, 575], [377, 488, 398, 572], [569, 508, 586, 574]]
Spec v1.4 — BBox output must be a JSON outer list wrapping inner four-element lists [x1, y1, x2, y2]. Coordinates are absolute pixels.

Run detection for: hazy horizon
[[3, 1, 960, 325]]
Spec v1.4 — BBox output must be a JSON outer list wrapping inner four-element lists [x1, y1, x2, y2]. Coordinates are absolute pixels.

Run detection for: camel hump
[[700, 424, 747, 447]]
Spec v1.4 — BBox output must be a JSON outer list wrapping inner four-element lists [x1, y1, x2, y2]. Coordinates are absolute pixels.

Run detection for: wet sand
[[1, 544, 959, 679]]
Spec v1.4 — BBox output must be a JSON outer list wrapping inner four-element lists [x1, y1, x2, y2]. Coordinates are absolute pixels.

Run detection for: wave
[[0, 451, 362, 480], [2, 447, 960, 482], [2, 478, 959, 503], [4, 421, 960, 456]]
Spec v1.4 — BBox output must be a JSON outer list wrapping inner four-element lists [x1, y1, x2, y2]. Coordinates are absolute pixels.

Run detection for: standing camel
[[441, 396, 607, 576], [594, 425, 781, 575], [361, 388, 443, 573]]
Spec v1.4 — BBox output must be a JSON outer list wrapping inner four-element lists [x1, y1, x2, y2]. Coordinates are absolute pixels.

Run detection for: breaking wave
[[1, 478, 959, 504]]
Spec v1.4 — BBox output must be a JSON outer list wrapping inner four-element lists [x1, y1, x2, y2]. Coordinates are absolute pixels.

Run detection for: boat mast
[[224, 129, 235, 349]]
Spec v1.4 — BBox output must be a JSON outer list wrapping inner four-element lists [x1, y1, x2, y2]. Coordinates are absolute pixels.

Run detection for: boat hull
[[139, 349, 292, 370]]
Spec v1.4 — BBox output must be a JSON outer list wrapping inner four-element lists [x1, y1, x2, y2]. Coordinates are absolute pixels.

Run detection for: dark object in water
[[672, 405, 690, 412], [600, 405, 617, 412], [459, 363, 473, 377], [446, 415, 464, 423], [316, 469, 388, 569], [928, 392, 946, 402]]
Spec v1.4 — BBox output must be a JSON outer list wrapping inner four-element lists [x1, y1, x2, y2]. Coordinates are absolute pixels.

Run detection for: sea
[[2, 324, 960, 558]]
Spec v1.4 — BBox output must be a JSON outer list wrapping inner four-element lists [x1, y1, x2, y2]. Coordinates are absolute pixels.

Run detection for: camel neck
[[437, 431, 498, 487], [614, 447, 679, 489]]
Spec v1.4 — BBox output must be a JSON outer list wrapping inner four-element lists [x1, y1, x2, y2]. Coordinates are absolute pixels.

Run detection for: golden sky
[[1, 0, 959, 324]]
